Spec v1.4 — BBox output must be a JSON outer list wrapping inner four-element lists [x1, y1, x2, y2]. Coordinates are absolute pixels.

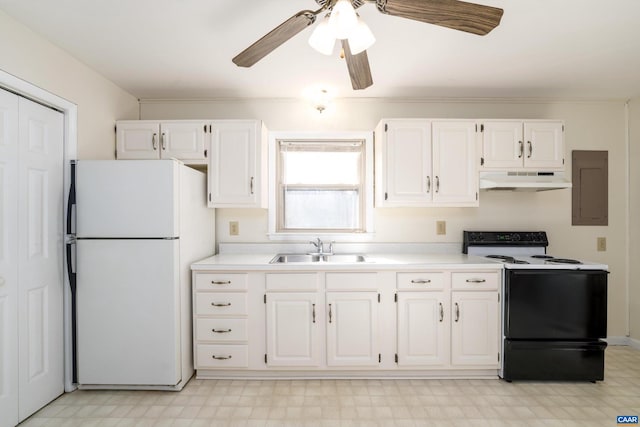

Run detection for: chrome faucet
[[309, 238, 334, 255]]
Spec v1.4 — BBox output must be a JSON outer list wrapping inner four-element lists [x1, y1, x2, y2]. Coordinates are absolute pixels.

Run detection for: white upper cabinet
[[481, 121, 564, 170], [208, 120, 267, 208], [116, 120, 207, 163], [375, 119, 478, 207]]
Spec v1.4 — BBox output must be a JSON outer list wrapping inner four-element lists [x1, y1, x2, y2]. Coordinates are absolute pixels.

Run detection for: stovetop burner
[[486, 255, 530, 264], [531, 255, 554, 259], [545, 258, 583, 265]]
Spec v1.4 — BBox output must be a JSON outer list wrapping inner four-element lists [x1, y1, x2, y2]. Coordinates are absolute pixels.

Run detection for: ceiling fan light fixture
[[328, 0, 358, 39], [347, 18, 375, 55], [308, 17, 336, 55]]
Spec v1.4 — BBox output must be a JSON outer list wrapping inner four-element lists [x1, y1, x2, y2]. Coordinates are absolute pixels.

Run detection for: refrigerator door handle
[[66, 241, 77, 384], [66, 160, 76, 235]]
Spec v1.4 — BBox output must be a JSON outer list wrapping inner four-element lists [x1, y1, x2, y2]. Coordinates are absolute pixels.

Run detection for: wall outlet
[[597, 237, 606, 252], [436, 221, 446, 235], [229, 221, 239, 236]]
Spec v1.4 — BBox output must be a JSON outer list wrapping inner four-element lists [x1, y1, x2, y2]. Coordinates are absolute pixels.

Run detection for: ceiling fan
[[232, 0, 504, 91]]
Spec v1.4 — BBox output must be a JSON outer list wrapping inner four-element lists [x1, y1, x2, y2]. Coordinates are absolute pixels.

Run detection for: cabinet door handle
[[312, 303, 316, 324], [439, 302, 444, 322], [518, 141, 523, 158], [410, 279, 431, 284], [212, 355, 232, 360], [455, 303, 460, 322], [212, 328, 232, 333], [435, 176, 440, 193], [527, 141, 532, 158], [211, 302, 231, 307], [426, 176, 431, 193], [161, 132, 166, 150], [152, 133, 158, 150], [466, 278, 486, 283], [211, 280, 231, 285], [250, 177, 254, 194], [328, 304, 332, 324]]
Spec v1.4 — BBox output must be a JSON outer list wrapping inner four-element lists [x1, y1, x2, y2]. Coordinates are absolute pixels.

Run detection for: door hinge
[[498, 294, 500, 302], [203, 124, 207, 133], [563, 158, 565, 165], [378, 293, 381, 303], [115, 149, 118, 160], [384, 192, 388, 201], [264, 354, 267, 364], [378, 354, 381, 363], [204, 149, 208, 158], [384, 123, 388, 132], [476, 192, 478, 201], [264, 294, 266, 304], [114, 124, 117, 133], [208, 193, 212, 202], [480, 157, 485, 166], [480, 124, 484, 132], [395, 354, 398, 363], [498, 353, 500, 362], [394, 293, 397, 303], [562, 125, 565, 132], [475, 124, 477, 132]]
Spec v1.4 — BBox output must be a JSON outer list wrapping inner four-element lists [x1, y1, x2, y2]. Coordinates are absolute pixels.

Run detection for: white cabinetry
[[481, 121, 564, 170], [265, 273, 321, 367], [208, 120, 268, 208], [375, 119, 478, 207], [116, 120, 208, 163]]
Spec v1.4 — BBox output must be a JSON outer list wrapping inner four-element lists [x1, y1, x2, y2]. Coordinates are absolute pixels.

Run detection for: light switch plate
[[597, 237, 606, 252], [436, 221, 446, 235], [229, 221, 239, 236]]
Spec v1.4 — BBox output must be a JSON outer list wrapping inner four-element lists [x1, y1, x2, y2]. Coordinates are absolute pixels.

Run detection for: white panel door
[[210, 120, 257, 206], [432, 121, 478, 205], [397, 292, 449, 367], [116, 121, 160, 159], [523, 122, 564, 169], [77, 239, 181, 386], [76, 160, 179, 238], [266, 293, 321, 367], [17, 97, 64, 421], [482, 121, 524, 168], [0, 88, 19, 427], [383, 120, 432, 206], [326, 292, 379, 367], [451, 291, 500, 367], [161, 121, 206, 160]]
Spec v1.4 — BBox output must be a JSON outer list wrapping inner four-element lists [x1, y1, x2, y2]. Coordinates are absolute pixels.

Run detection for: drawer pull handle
[[212, 328, 232, 333], [212, 355, 232, 360], [466, 279, 486, 283], [211, 302, 231, 307], [211, 280, 231, 285], [411, 279, 431, 284]]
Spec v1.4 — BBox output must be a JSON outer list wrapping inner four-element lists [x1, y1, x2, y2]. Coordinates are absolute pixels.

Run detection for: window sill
[[267, 232, 376, 242]]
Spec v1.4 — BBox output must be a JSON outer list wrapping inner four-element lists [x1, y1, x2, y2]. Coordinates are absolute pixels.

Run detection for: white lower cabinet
[[451, 291, 500, 366]]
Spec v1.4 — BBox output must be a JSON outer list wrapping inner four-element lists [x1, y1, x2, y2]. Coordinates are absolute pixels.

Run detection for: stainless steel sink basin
[[269, 254, 367, 264]]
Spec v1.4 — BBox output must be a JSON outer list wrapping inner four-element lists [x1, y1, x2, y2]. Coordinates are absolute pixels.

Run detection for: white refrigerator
[[70, 160, 214, 390]]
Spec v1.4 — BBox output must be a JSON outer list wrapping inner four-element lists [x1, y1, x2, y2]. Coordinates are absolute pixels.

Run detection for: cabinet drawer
[[195, 292, 248, 316], [326, 272, 377, 291], [196, 344, 248, 368], [266, 273, 318, 291], [397, 272, 445, 290], [195, 273, 248, 291], [451, 271, 499, 290], [195, 318, 247, 342]]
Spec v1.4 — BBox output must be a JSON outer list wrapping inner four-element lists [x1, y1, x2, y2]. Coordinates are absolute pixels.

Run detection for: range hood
[[479, 171, 572, 192]]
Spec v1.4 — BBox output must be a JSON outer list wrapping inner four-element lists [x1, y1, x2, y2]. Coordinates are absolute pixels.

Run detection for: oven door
[[504, 269, 607, 339]]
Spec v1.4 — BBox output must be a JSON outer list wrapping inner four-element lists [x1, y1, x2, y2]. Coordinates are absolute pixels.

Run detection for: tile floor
[[20, 346, 640, 427]]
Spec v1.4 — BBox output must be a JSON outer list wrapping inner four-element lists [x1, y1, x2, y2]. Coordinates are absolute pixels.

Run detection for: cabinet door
[[209, 120, 260, 207], [451, 291, 500, 367], [482, 121, 524, 168], [380, 120, 432, 206], [432, 121, 478, 205], [397, 292, 449, 367], [523, 122, 564, 169], [266, 293, 321, 367], [326, 292, 379, 367], [116, 121, 161, 159], [160, 121, 206, 161]]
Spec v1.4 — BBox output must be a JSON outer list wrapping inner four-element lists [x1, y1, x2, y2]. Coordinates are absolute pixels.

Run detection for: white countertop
[[191, 253, 504, 271]]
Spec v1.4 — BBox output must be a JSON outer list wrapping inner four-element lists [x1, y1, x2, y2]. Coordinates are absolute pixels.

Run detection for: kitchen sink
[[269, 254, 367, 264]]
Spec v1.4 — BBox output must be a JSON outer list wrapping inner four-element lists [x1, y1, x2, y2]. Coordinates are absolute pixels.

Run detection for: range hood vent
[[479, 171, 572, 192]]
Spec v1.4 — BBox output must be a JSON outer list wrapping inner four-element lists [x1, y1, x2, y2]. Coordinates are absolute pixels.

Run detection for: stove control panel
[[463, 231, 549, 253]]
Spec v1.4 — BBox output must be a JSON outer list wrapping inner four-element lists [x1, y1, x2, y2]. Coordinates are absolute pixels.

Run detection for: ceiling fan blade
[[233, 11, 316, 67], [341, 40, 373, 90], [377, 0, 503, 36]]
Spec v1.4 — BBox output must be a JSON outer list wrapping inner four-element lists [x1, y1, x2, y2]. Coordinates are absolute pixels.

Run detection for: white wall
[[0, 9, 139, 159], [629, 98, 640, 343], [142, 98, 629, 338]]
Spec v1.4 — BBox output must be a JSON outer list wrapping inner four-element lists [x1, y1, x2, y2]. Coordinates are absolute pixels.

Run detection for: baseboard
[[628, 337, 640, 350], [605, 336, 630, 346]]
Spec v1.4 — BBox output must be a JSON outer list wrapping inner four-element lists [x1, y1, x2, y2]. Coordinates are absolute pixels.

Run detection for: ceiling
[[2, 0, 640, 100]]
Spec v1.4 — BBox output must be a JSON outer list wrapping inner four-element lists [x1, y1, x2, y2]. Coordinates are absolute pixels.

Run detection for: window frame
[[268, 131, 374, 241]]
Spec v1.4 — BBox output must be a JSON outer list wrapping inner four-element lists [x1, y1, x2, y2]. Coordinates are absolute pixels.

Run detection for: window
[[269, 132, 373, 238]]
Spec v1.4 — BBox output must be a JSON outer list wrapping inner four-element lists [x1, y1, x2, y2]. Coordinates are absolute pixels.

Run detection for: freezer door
[[77, 239, 181, 386], [76, 160, 179, 238]]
